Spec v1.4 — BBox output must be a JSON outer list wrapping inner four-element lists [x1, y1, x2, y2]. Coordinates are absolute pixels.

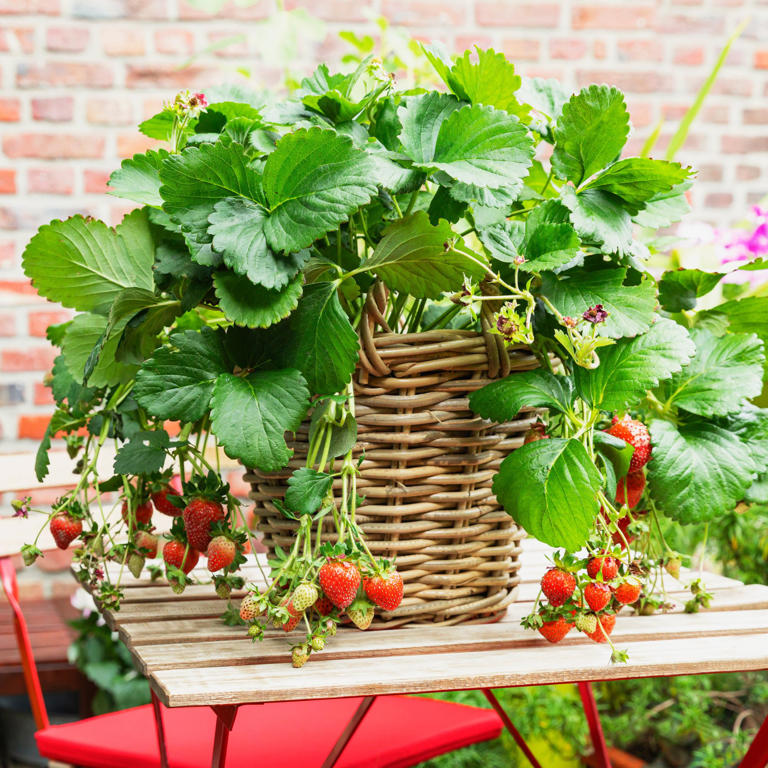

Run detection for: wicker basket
[[245, 285, 541, 627]]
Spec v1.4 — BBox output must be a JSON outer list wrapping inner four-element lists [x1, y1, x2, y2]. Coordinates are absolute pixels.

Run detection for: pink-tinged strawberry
[[134, 531, 159, 558], [538, 616, 574, 643], [318, 557, 361, 610], [586, 555, 619, 581], [584, 582, 612, 612], [540, 568, 576, 607], [152, 487, 182, 516], [586, 612, 617, 643], [239, 593, 261, 621], [363, 570, 404, 611], [606, 416, 651, 472], [615, 471, 645, 509], [292, 644, 310, 667], [50, 513, 82, 550], [614, 579, 642, 605], [183, 498, 225, 553], [162, 540, 199, 574], [122, 500, 153, 526], [347, 598, 375, 630], [207, 535, 235, 572]]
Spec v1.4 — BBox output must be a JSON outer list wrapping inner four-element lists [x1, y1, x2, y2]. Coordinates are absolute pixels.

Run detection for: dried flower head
[[583, 304, 609, 324], [493, 302, 528, 344], [563, 316, 577, 329]]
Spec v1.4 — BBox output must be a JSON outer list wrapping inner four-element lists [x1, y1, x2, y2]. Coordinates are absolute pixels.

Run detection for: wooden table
[[94, 539, 768, 768]]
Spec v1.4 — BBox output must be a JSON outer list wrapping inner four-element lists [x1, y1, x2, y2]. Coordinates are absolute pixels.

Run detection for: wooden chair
[[1, 450, 504, 768]]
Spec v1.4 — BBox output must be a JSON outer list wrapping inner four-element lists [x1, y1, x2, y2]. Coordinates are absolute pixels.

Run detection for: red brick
[[28, 167, 75, 195], [206, 30, 248, 58], [2, 347, 56, 372], [101, 26, 146, 56], [382, 0, 467, 25], [153, 28, 194, 55], [0, 312, 15, 335], [673, 45, 705, 66], [0, 27, 34, 53], [476, 2, 559, 27], [34, 381, 54, 405], [736, 165, 761, 181], [31, 96, 74, 122], [117, 133, 161, 158], [178, 0, 269, 20], [46, 26, 90, 52], [500, 39, 540, 61], [654, 13, 724, 34], [17, 62, 113, 89], [626, 101, 653, 127], [284, 0, 372, 21], [705, 192, 733, 208], [0, 0, 59, 13], [573, 4, 654, 29], [0, 241, 14, 267], [3, 133, 105, 159], [700, 105, 729, 124], [0, 279, 35, 294], [756, 50, 768, 70], [29, 309, 71, 336], [0, 98, 20, 121], [86, 97, 134, 125], [576, 69, 665, 94], [125, 63, 208, 89], [550, 38, 588, 60], [617, 39, 664, 62], [593, 40, 607, 59], [83, 169, 111, 194], [695, 164, 723, 182], [722, 135, 768, 154], [744, 107, 768, 125], [454, 35, 494, 52], [0, 170, 15, 194]]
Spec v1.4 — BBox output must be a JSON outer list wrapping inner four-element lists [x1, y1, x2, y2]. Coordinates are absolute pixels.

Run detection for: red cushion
[[35, 694, 502, 768]]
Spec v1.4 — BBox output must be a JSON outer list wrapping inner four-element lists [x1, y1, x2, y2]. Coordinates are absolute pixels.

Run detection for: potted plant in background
[[18, 45, 767, 668]]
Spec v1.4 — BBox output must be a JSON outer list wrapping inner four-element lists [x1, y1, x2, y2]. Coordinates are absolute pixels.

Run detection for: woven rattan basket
[[245, 285, 541, 627]]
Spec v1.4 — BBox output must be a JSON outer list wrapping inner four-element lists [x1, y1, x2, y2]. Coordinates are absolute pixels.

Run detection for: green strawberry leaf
[[108, 150, 169, 207], [285, 468, 333, 515], [398, 92, 460, 165], [364, 211, 487, 298], [262, 127, 378, 253], [648, 419, 756, 524], [308, 403, 358, 459], [632, 181, 692, 228], [275, 281, 359, 396], [22, 209, 155, 314], [551, 85, 629, 185], [134, 327, 230, 422], [210, 370, 309, 473], [666, 329, 765, 417], [207, 197, 307, 290], [477, 219, 524, 264], [560, 187, 632, 254], [113, 430, 171, 476], [493, 437, 602, 550], [716, 403, 768, 467], [541, 267, 657, 339], [575, 318, 695, 411], [213, 271, 303, 328], [139, 110, 178, 141], [697, 297, 768, 345], [658, 268, 725, 312], [469, 370, 574, 421], [581, 158, 693, 214]]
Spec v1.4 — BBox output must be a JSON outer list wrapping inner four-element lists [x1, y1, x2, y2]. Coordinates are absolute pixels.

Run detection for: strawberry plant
[[19, 47, 768, 665]]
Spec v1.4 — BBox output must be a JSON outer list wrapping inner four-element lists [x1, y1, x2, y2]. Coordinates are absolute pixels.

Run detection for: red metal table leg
[[579, 682, 611, 768], [320, 696, 376, 768], [482, 689, 543, 768], [150, 690, 170, 768], [211, 705, 239, 768], [740, 712, 768, 768]]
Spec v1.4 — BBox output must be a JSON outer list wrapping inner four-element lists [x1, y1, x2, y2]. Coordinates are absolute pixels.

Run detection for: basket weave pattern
[[246, 291, 541, 627]]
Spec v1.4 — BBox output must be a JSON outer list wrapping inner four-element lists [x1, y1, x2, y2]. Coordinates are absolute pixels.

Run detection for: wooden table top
[[93, 539, 768, 709]]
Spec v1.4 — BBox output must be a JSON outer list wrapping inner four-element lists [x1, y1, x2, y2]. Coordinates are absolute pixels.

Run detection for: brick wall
[[0, 0, 766, 451]]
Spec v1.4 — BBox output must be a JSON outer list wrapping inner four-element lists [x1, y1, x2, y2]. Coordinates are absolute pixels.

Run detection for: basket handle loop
[[358, 282, 392, 378], [479, 280, 511, 379]]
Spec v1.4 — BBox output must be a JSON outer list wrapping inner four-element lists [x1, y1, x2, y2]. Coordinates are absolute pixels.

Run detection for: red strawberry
[[314, 594, 334, 615], [318, 558, 361, 610], [540, 568, 576, 607], [363, 570, 404, 611], [207, 536, 235, 572], [183, 498, 225, 553], [606, 416, 651, 472], [586, 612, 617, 643], [162, 540, 199, 574], [49, 514, 82, 550], [278, 598, 302, 632], [614, 579, 642, 605], [122, 500, 153, 526], [537, 616, 574, 643], [586, 555, 619, 581], [152, 488, 182, 516], [135, 530, 159, 558], [615, 471, 645, 509], [584, 582, 612, 612], [613, 515, 634, 548]]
